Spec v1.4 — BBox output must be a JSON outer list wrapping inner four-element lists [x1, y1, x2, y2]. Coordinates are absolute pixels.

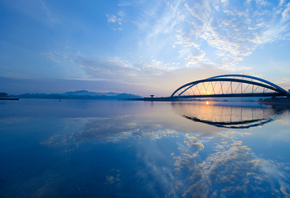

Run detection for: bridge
[[170, 74, 289, 99]]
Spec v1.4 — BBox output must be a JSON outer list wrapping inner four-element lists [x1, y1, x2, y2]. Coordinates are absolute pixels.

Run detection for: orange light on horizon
[[206, 101, 209, 105]]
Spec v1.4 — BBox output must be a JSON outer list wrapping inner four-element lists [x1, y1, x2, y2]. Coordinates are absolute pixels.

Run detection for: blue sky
[[0, 0, 289, 96]]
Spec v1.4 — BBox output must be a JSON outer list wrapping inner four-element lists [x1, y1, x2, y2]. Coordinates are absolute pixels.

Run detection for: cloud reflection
[[174, 131, 290, 197], [40, 102, 290, 197], [41, 116, 180, 146]]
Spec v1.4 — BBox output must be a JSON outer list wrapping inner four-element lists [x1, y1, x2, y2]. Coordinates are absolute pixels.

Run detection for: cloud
[[106, 9, 126, 31], [167, 0, 290, 70], [42, 50, 252, 96], [37, 0, 290, 95], [282, 2, 290, 22], [70, 55, 232, 96], [73, 56, 179, 82], [42, 51, 182, 94], [107, 15, 117, 23], [42, 52, 68, 63], [106, 14, 123, 25], [2, 0, 290, 93], [41, 0, 58, 26], [185, 52, 206, 67]]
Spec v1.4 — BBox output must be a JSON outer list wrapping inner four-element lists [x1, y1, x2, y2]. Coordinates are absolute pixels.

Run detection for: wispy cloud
[[282, 2, 290, 22], [175, 0, 289, 69], [106, 10, 126, 30], [42, 0, 288, 87], [42, 50, 235, 96], [106, 13, 123, 25], [42, 52, 68, 63], [105, 0, 288, 73], [121, 0, 290, 71], [18, 0, 289, 95], [44, 52, 178, 76], [41, 0, 58, 26]]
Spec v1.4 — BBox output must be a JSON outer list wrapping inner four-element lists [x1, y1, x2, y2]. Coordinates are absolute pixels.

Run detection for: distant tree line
[[13, 93, 141, 100], [0, 91, 142, 100], [0, 92, 8, 97]]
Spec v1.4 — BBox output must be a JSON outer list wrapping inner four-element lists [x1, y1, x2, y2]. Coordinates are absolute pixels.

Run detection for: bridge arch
[[171, 74, 288, 98]]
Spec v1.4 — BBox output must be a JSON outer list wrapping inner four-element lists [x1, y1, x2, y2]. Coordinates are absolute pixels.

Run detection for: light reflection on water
[[172, 102, 286, 129], [0, 99, 290, 197]]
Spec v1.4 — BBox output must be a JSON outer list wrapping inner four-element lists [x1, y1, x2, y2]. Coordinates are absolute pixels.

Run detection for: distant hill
[[63, 90, 119, 97], [13, 90, 142, 100]]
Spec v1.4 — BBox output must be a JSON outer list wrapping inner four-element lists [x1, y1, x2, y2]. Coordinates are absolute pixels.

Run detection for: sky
[[0, 0, 290, 96]]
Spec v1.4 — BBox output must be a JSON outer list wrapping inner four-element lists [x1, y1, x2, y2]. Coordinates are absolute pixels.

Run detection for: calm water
[[0, 99, 290, 197]]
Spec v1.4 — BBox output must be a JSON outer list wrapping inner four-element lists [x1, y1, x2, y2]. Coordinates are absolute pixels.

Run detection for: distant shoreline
[[8, 90, 142, 100], [0, 97, 19, 100], [132, 96, 290, 104]]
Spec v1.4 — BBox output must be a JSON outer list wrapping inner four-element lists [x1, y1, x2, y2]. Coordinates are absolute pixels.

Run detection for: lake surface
[[0, 99, 290, 197]]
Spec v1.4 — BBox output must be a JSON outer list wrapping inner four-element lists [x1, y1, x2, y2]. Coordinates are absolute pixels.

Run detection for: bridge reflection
[[172, 102, 286, 129]]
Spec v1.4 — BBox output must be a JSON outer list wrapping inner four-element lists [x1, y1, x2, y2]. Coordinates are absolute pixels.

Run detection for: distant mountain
[[13, 90, 142, 100], [63, 90, 119, 97]]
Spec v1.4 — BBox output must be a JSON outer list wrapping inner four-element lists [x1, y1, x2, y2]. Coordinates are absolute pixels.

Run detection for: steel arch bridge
[[171, 74, 290, 99]]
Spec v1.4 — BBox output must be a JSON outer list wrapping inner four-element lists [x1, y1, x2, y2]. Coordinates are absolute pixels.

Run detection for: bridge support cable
[[206, 82, 211, 94], [196, 84, 201, 95], [203, 83, 208, 95], [226, 82, 231, 94], [220, 81, 224, 94], [190, 87, 194, 96], [234, 83, 240, 94], [253, 85, 259, 93], [213, 82, 217, 95], [243, 83, 250, 93]]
